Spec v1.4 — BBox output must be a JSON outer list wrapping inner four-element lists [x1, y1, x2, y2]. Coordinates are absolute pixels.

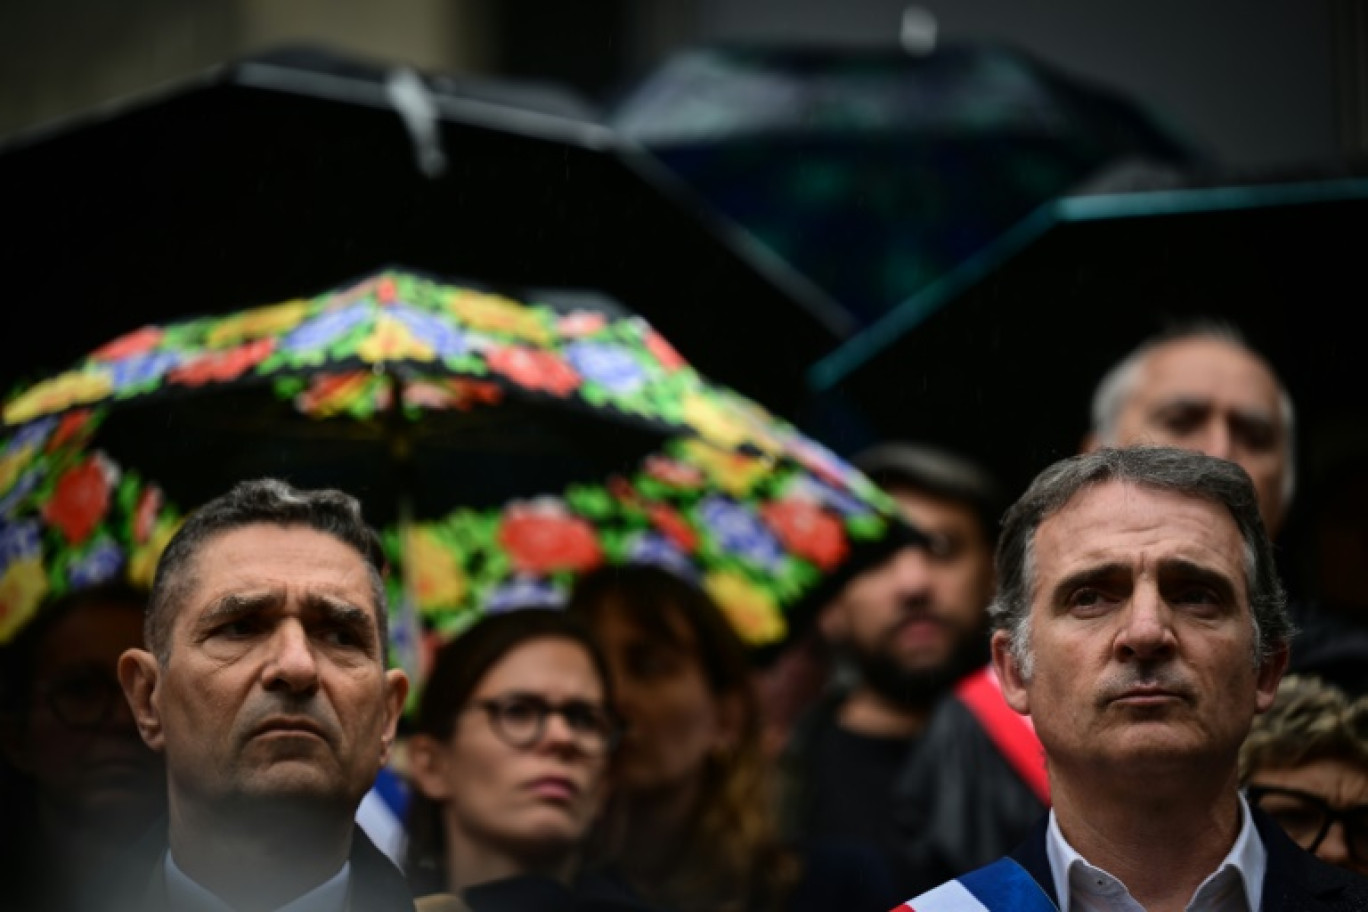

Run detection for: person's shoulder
[[349, 827, 419, 911], [1257, 807, 1368, 912]]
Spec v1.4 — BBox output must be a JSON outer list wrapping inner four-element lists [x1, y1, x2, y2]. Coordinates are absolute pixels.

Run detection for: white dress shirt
[[1045, 794, 1266, 912], [164, 850, 352, 912]]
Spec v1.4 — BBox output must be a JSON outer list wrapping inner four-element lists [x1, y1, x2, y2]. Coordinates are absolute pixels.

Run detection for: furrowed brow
[[1158, 559, 1240, 602], [197, 590, 284, 627], [1048, 563, 1130, 607]]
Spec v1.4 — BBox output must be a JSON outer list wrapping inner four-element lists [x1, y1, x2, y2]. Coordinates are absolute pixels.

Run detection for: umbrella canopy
[[0, 269, 905, 657], [807, 172, 1368, 499], [0, 45, 852, 418], [611, 43, 1198, 327]]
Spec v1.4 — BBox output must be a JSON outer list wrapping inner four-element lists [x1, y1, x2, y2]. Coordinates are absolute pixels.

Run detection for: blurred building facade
[[4, 0, 1367, 165]]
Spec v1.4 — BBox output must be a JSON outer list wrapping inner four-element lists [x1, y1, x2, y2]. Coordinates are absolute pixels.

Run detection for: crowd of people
[[2, 321, 1368, 911]]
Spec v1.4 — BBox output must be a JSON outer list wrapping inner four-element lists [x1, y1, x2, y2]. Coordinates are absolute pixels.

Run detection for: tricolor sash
[[892, 857, 1058, 912]]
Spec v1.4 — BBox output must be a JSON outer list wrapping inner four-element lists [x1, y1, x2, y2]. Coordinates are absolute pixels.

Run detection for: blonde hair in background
[[1239, 674, 1368, 782]]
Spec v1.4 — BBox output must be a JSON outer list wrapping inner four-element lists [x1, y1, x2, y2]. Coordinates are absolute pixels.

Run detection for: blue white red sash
[[892, 857, 1058, 912]]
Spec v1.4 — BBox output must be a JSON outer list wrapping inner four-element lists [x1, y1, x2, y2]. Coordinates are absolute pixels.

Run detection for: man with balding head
[[1085, 323, 1294, 535]]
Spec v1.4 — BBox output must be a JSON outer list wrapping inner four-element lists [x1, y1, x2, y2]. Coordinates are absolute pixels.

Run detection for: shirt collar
[[164, 849, 352, 912], [1045, 793, 1266, 912]]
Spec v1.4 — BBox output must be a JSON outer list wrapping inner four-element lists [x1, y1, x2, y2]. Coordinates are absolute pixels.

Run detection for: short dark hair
[[404, 607, 612, 891], [145, 478, 388, 661], [853, 442, 1003, 544], [991, 447, 1291, 678]]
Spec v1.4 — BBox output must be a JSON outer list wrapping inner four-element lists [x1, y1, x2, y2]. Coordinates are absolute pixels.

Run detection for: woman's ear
[[407, 733, 455, 802]]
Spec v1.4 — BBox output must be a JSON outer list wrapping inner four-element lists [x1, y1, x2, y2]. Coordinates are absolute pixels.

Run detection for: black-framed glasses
[[35, 667, 124, 730], [1246, 784, 1368, 859], [470, 693, 622, 755]]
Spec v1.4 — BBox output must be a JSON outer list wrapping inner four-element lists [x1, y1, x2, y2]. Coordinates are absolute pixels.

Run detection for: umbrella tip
[[900, 6, 938, 56], [386, 67, 448, 179]]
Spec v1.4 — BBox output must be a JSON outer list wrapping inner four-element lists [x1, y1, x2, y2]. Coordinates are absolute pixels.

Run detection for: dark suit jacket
[[1008, 808, 1368, 912], [96, 820, 416, 911]]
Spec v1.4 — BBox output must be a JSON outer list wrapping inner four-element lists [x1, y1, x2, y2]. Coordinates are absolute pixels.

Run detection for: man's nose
[[1316, 821, 1352, 869], [1114, 586, 1177, 661], [1194, 419, 1235, 461], [890, 547, 934, 594], [262, 621, 321, 693]]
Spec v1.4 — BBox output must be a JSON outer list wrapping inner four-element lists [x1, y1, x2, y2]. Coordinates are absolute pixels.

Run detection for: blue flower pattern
[[484, 577, 567, 613], [107, 351, 183, 391], [0, 519, 43, 573], [627, 532, 698, 581], [67, 540, 125, 588], [390, 305, 470, 359], [281, 304, 370, 354], [565, 342, 649, 394], [699, 495, 784, 570]]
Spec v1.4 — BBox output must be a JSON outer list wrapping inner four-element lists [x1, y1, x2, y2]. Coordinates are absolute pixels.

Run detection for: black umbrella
[[806, 170, 1368, 498], [611, 42, 1198, 327], [0, 45, 852, 418]]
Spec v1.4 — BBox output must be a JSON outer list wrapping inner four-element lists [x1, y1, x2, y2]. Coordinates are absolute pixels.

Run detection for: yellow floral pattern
[[705, 570, 786, 646], [4, 371, 113, 425], [0, 558, 49, 643], [444, 289, 552, 345], [205, 299, 310, 347]]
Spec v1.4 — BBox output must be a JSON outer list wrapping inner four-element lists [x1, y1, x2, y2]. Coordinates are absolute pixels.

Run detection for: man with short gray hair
[[114, 478, 413, 911], [1084, 322, 1294, 536], [893, 448, 1367, 912]]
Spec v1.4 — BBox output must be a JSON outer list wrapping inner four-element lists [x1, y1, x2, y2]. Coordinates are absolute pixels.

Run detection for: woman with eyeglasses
[[0, 583, 165, 911], [568, 565, 897, 912], [405, 607, 651, 911], [1240, 674, 1368, 876]]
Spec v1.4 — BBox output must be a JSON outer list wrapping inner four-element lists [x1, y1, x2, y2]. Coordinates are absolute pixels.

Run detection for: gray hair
[[146, 478, 388, 662], [1089, 320, 1297, 514], [990, 447, 1291, 679]]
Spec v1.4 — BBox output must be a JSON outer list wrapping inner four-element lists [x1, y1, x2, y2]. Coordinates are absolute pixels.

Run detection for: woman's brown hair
[[569, 565, 799, 912], [403, 607, 614, 893]]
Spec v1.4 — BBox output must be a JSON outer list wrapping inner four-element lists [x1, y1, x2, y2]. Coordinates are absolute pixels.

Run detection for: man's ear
[[406, 733, 454, 802], [118, 647, 166, 751], [991, 630, 1031, 715], [1253, 641, 1290, 715], [379, 669, 410, 766]]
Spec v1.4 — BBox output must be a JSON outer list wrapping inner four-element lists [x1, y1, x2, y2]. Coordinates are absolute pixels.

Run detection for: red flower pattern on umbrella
[[760, 498, 848, 570], [169, 338, 275, 387], [48, 409, 96, 452], [42, 456, 114, 545], [648, 502, 699, 553], [132, 486, 162, 544], [487, 346, 581, 397], [643, 329, 686, 372], [91, 326, 164, 362], [644, 454, 706, 489], [499, 500, 604, 575]]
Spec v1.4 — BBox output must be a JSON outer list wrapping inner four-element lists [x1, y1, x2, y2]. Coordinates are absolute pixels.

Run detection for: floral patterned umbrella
[[0, 269, 905, 658]]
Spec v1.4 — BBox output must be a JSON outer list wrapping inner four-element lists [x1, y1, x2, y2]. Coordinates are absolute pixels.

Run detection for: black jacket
[[96, 820, 416, 912], [1006, 809, 1368, 912]]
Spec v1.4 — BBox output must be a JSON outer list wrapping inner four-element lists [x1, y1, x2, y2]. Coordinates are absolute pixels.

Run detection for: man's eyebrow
[[1046, 563, 1130, 605], [197, 590, 283, 626], [1157, 559, 1241, 602]]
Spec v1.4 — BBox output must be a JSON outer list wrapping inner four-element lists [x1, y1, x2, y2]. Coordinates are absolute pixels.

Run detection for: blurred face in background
[[408, 637, 612, 875], [1103, 338, 1290, 534], [589, 600, 739, 795], [4, 597, 164, 830], [820, 487, 993, 706], [1248, 758, 1368, 876]]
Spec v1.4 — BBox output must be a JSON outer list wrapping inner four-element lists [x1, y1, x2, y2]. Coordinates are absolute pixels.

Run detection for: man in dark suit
[[113, 478, 413, 911], [897, 447, 1368, 912]]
